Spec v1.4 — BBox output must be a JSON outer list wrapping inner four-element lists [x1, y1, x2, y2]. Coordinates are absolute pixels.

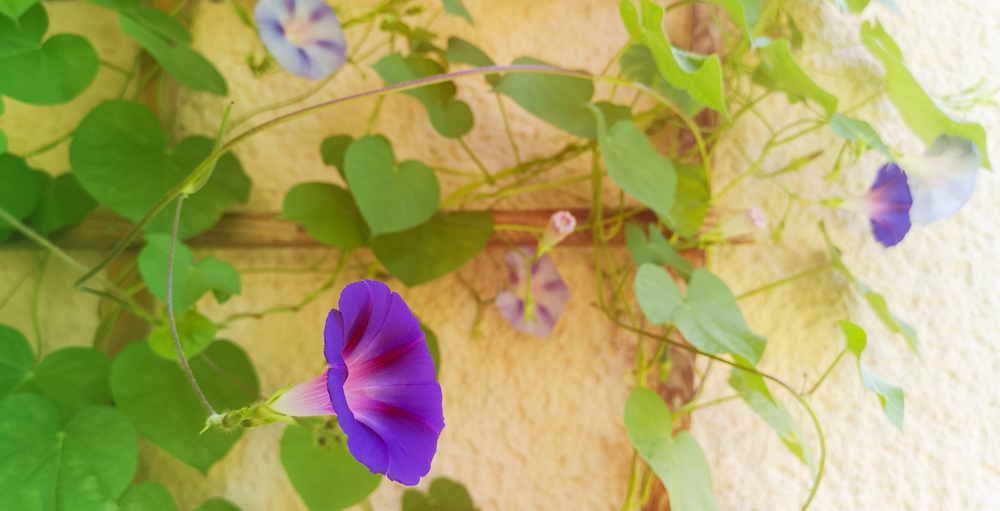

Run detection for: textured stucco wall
[[1, 0, 998, 510]]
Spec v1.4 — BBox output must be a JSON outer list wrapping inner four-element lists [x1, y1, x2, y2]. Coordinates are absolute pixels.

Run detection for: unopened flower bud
[[537, 210, 577, 255]]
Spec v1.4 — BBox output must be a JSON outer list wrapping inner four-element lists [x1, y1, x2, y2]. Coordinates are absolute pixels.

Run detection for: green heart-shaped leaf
[[0, 153, 46, 242], [282, 182, 370, 249], [110, 340, 259, 474], [28, 173, 98, 235], [320, 134, 353, 180], [757, 39, 837, 118], [372, 211, 493, 286], [120, 11, 226, 95], [619, 45, 701, 115], [441, 0, 472, 24], [0, 393, 139, 510], [402, 477, 477, 511], [624, 223, 692, 278], [281, 424, 382, 511], [344, 135, 439, 235], [493, 56, 602, 138], [667, 163, 709, 237], [0, 324, 33, 397], [373, 54, 473, 138], [138, 234, 241, 312], [0, 0, 37, 22], [635, 265, 767, 364], [0, 4, 98, 106], [119, 482, 178, 511], [839, 320, 904, 432], [148, 309, 221, 361], [445, 37, 498, 85], [194, 497, 243, 511], [71, 100, 250, 239]]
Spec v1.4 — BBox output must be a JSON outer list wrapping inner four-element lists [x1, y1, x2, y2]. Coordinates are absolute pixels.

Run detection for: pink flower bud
[[537, 210, 577, 255]]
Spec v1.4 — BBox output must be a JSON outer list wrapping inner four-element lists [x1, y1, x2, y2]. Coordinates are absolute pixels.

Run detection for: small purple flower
[[269, 280, 444, 485], [495, 249, 571, 337], [537, 210, 577, 255], [896, 135, 981, 224], [841, 163, 913, 247], [255, 0, 348, 80]]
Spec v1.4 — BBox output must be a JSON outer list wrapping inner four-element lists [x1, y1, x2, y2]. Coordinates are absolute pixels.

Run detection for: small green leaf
[[838, 320, 904, 432], [820, 224, 918, 353], [493, 56, 601, 138], [623, 388, 719, 511], [729, 357, 814, 471], [193, 497, 243, 511], [635, 265, 767, 364], [71, 101, 250, 240], [373, 53, 473, 138], [282, 182, 370, 249], [832, 0, 901, 14], [402, 477, 477, 511], [445, 37, 497, 85], [119, 482, 178, 511], [281, 425, 382, 511], [620, 0, 726, 115], [0, 5, 98, 106], [28, 173, 98, 235], [419, 321, 441, 377], [372, 211, 493, 286], [120, 12, 227, 95], [319, 134, 353, 180], [0, 0, 37, 21], [441, 0, 472, 24], [757, 39, 837, 117], [829, 113, 890, 156], [0, 153, 46, 242], [624, 223, 692, 279], [138, 234, 242, 312], [110, 340, 259, 474], [0, 394, 139, 510], [714, 0, 762, 44], [124, 7, 192, 46], [344, 135, 440, 236], [0, 324, 33, 397], [148, 309, 221, 361], [619, 45, 701, 115], [861, 21, 989, 168], [592, 107, 676, 220], [667, 163, 710, 237]]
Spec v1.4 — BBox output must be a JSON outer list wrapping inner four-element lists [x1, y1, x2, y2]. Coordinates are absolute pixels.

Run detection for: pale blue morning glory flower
[[255, 0, 348, 80], [895, 135, 981, 225]]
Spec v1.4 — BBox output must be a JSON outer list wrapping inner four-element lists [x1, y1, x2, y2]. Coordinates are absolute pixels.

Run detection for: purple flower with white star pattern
[[255, 0, 348, 80], [269, 280, 444, 485], [495, 249, 571, 337], [841, 162, 913, 247]]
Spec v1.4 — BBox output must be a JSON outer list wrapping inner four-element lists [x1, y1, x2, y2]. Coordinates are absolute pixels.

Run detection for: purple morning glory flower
[[896, 135, 981, 225], [842, 162, 913, 247], [495, 249, 572, 337], [255, 0, 348, 80], [269, 280, 444, 485]]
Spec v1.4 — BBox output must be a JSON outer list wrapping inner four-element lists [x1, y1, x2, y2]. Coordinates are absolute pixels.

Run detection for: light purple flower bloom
[[255, 0, 348, 80], [841, 162, 913, 247], [269, 280, 444, 485], [495, 249, 571, 337], [895, 135, 981, 225]]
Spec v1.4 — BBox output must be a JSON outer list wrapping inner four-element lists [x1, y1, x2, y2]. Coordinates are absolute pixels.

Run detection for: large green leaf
[[445, 37, 498, 85], [820, 223, 917, 353], [441, 0, 472, 24], [372, 211, 493, 286], [343, 135, 439, 236], [110, 341, 259, 474], [619, 45, 701, 115], [148, 309, 222, 361], [10, 347, 112, 422], [373, 53, 473, 138], [71, 100, 250, 239], [281, 425, 382, 511], [0, 153, 46, 242], [493, 56, 602, 138], [623, 388, 718, 511], [402, 477, 477, 511], [714, 0, 762, 43], [193, 497, 243, 511], [28, 173, 98, 236], [0, 127, 6, 155], [0, 5, 98, 105], [119, 10, 226, 95], [593, 107, 676, 221], [119, 482, 177, 511], [0, 0, 36, 21], [620, 0, 726, 115], [138, 234, 241, 312], [0, 324, 34, 397], [635, 265, 767, 364], [0, 393, 138, 511], [729, 357, 814, 470], [282, 182, 370, 249], [319, 134, 353, 181], [625, 223, 692, 279], [667, 163, 710, 237], [757, 39, 837, 118], [861, 21, 989, 169], [829, 113, 890, 156], [838, 320, 904, 432]]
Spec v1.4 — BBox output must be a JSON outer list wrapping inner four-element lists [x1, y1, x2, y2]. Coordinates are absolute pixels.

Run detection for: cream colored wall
[[1, 0, 998, 510]]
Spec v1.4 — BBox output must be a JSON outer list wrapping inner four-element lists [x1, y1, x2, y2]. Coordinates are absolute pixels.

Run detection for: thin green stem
[[458, 137, 493, 184], [166, 194, 215, 416], [803, 348, 847, 396], [231, 74, 337, 129], [673, 394, 739, 416], [31, 252, 48, 361], [736, 263, 834, 300], [22, 131, 73, 158], [99, 59, 131, 76], [0, 267, 33, 313], [495, 93, 522, 165], [225, 250, 351, 323], [365, 96, 385, 134]]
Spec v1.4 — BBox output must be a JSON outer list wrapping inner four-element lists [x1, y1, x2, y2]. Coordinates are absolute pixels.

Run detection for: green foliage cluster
[[0, 0, 987, 509]]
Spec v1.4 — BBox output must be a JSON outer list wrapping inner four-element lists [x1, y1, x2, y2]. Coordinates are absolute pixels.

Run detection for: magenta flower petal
[[325, 280, 444, 485], [495, 249, 571, 337], [269, 372, 336, 416], [255, 0, 347, 80]]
